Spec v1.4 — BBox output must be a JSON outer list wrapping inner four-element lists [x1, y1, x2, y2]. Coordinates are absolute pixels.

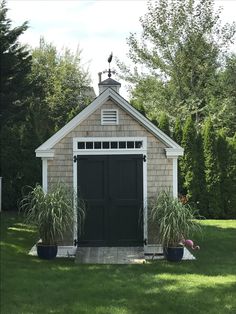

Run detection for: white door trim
[[72, 136, 148, 246]]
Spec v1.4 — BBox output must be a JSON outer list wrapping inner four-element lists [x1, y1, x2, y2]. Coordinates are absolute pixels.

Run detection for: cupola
[[98, 77, 121, 94], [98, 52, 121, 94]]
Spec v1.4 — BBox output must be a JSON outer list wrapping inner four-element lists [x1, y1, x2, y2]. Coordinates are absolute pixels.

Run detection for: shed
[[35, 76, 184, 252]]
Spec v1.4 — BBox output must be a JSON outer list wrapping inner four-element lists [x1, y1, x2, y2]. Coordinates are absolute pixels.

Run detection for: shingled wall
[[47, 99, 173, 244]]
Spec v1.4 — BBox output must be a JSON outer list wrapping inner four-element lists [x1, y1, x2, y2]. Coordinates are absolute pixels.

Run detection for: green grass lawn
[[1, 212, 236, 314]]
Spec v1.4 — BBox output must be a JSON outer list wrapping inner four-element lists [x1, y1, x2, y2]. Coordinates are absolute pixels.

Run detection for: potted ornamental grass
[[19, 183, 85, 259], [150, 191, 201, 262]]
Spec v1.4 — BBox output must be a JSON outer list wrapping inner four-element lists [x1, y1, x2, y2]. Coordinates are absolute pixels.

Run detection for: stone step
[[75, 246, 145, 264]]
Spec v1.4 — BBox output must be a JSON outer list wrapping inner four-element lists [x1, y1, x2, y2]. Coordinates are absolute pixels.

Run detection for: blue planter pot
[[37, 244, 58, 259], [163, 246, 184, 262]]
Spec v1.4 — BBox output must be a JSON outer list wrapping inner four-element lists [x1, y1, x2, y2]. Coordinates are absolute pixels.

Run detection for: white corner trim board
[[172, 158, 178, 198], [35, 88, 184, 157], [42, 158, 48, 193]]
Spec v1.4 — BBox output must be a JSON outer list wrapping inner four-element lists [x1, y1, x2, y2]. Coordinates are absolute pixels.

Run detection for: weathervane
[[98, 52, 116, 82], [107, 52, 113, 77]]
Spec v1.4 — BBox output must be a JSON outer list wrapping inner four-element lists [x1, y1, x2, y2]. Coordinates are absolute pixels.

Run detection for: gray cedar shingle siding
[[47, 100, 173, 244]]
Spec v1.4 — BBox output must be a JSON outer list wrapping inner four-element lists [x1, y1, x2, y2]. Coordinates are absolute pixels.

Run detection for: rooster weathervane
[[107, 52, 113, 77], [98, 52, 116, 82]]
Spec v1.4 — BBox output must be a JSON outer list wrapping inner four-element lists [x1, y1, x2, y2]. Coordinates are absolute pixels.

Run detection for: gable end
[[35, 88, 183, 157]]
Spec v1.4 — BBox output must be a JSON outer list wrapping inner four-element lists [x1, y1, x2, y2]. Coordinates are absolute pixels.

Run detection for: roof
[[35, 88, 184, 158], [98, 78, 121, 86]]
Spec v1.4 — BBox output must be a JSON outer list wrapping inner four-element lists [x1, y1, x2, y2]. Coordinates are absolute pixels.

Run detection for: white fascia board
[[35, 150, 55, 158], [165, 148, 184, 158], [108, 89, 183, 150], [35, 90, 110, 152]]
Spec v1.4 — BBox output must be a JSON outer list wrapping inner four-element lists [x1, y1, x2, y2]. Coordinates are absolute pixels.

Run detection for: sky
[[7, 0, 236, 99]]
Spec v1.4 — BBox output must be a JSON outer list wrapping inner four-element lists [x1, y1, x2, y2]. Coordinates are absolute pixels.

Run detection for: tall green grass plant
[[150, 191, 201, 247], [19, 183, 85, 244]]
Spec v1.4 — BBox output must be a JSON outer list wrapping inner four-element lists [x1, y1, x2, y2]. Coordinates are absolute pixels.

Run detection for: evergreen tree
[[1, 124, 24, 209], [195, 132, 207, 215], [216, 130, 229, 217], [0, 1, 32, 209], [0, 0, 31, 124], [173, 118, 184, 194], [173, 118, 182, 146], [158, 112, 170, 136], [202, 119, 222, 218], [181, 117, 199, 203], [227, 135, 236, 218], [217, 132, 236, 218]]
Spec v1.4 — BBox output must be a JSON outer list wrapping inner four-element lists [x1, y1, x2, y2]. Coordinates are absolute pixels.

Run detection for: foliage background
[[118, 0, 236, 218], [1, 0, 235, 218], [0, 1, 92, 209]]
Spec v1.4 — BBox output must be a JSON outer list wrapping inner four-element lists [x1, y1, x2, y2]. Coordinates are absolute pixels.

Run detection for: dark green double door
[[77, 155, 143, 246]]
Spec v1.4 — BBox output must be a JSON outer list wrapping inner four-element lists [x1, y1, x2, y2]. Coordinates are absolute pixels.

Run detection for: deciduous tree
[[119, 0, 236, 123]]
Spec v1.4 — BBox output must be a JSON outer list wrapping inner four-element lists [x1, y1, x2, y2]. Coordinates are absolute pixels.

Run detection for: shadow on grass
[[1, 212, 236, 314]]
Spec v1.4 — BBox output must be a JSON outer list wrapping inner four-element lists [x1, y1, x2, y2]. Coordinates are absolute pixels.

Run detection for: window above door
[[73, 137, 147, 154]]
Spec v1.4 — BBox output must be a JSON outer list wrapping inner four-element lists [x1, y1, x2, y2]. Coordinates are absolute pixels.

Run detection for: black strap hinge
[[74, 239, 78, 246], [143, 155, 146, 162], [73, 155, 78, 163]]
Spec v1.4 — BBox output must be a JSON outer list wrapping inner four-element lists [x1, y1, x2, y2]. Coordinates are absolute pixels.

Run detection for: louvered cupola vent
[[101, 109, 118, 125]]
